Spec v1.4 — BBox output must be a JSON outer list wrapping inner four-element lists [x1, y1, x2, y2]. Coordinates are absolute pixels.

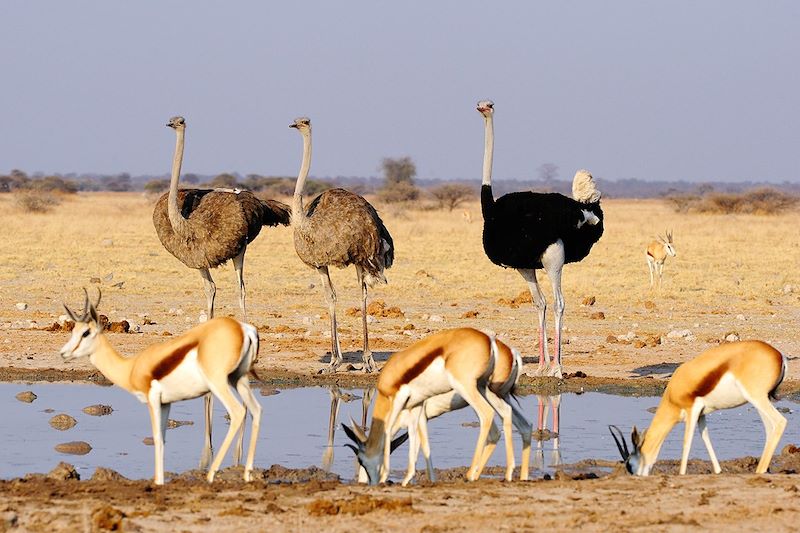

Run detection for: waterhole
[[2, 383, 798, 481]]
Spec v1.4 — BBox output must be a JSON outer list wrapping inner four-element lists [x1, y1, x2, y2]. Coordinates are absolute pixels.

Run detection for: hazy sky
[[1, 1, 797, 182]]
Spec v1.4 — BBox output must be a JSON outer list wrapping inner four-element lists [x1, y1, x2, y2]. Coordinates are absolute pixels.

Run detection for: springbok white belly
[[404, 357, 454, 408], [700, 372, 747, 413], [153, 349, 209, 404]]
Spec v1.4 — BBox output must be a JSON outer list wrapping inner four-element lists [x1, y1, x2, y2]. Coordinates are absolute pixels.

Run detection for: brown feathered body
[[153, 189, 290, 270], [293, 188, 394, 286]]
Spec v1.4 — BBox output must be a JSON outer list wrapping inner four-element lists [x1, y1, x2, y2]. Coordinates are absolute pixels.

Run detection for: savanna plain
[[1, 192, 800, 531]]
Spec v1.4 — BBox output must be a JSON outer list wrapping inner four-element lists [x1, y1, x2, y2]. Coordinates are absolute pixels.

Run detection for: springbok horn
[[608, 425, 630, 460], [80, 288, 91, 321], [348, 416, 368, 443], [93, 288, 102, 310], [341, 422, 366, 446]]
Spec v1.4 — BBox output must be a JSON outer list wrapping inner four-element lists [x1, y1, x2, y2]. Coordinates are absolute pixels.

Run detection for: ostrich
[[153, 116, 289, 469], [289, 117, 394, 373], [477, 100, 604, 378], [153, 116, 290, 321]]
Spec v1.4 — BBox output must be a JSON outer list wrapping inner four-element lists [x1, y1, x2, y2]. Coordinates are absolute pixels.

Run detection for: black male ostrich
[[477, 100, 603, 378]]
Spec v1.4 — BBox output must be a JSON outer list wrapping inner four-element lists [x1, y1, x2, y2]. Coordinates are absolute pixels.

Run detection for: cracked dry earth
[[1, 195, 800, 530]]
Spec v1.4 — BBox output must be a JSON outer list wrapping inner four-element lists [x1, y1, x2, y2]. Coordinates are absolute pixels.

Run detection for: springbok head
[[608, 425, 649, 476], [342, 418, 408, 485], [60, 288, 102, 361], [658, 230, 676, 257]]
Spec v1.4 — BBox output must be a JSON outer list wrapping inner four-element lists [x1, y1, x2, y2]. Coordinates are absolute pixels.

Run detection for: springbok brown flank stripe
[[398, 347, 444, 388], [152, 342, 197, 380], [692, 363, 729, 398]]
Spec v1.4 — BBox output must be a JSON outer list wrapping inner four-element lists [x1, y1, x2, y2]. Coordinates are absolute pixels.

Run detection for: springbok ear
[[631, 426, 642, 448], [390, 432, 409, 453], [341, 422, 366, 446], [349, 416, 368, 442], [63, 304, 79, 322]]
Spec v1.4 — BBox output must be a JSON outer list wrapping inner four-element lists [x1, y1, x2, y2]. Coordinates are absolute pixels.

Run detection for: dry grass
[[0, 193, 798, 378]]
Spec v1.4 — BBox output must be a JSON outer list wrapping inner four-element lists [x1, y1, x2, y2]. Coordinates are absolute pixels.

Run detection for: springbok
[[389, 335, 532, 486], [59, 290, 262, 485], [646, 230, 676, 287], [609, 340, 787, 476], [342, 328, 522, 484]]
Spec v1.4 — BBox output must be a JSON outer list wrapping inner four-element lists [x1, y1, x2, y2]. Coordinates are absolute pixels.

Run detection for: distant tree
[[0, 176, 12, 192], [183, 173, 200, 184], [537, 163, 559, 184], [381, 156, 417, 186], [104, 173, 132, 192], [144, 179, 170, 194], [430, 183, 474, 211], [379, 156, 420, 202], [34, 175, 78, 193], [207, 173, 239, 188]]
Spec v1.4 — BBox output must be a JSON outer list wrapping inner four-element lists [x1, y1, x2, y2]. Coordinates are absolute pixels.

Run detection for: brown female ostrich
[[153, 116, 288, 470], [153, 116, 290, 321], [289, 117, 394, 373]]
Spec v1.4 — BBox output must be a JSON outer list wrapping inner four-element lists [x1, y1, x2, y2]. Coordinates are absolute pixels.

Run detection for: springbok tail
[[769, 353, 788, 401]]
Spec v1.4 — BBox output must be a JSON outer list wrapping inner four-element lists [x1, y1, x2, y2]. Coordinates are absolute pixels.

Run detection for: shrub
[[429, 183, 474, 211], [665, 188, 798, 215], [144, 179, 170, 194], [14, 190, 62, 212], [378, 181, 421, 203]]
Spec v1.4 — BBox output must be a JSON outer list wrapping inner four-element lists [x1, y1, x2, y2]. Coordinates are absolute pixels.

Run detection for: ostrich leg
[[199, 394, 214, 470], [542, 244, 566, 379], [355, 266, 377, 372], [199, 268, 216, 319], [232, 248, 247, 322], [318, 266, 343, 373], [550, 395, 562, 466], [518, 269, 550, 375]]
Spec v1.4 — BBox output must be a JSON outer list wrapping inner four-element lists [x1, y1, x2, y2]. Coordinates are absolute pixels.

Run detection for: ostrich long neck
[[88, 335, 136, 394], [480, 114, 496, 219], [167, 127, 190, 235], [291, 130, 312, 225]]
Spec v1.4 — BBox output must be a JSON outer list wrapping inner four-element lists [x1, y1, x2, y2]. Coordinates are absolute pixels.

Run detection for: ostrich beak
[[289, 123, 298, 129]]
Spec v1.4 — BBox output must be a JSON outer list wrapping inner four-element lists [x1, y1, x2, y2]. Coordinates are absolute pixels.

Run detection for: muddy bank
[[4, 364, 800, 399]]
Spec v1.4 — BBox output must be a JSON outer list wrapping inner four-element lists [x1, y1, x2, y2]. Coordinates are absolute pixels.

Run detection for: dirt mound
[[497, 291, 532, 308], [308, 494, 414, 516], [260, 464, 340, 483]]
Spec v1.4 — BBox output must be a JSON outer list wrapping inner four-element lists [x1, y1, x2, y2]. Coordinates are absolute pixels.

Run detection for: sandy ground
[[1, 193, 800, 531]]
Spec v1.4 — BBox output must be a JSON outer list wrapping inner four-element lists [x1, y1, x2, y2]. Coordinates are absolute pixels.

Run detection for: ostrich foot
[[318, 358, 343, 374], [546, 365, 563, 379]]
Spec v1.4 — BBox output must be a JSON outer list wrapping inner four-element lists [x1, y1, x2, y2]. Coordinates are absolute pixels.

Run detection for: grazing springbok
[[609, 340, 787, 476], [59, 290, 262, 485], [342, 328, 521, 484], [391, 335, 532, 485], [645, 230, 676, 288]]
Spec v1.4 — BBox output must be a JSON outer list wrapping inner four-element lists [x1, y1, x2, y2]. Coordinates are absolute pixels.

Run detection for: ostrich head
[[60, 288, 103, 361], [289, 116, 311, 132], [476, 100, 494, 118], [572, 169, 602, 204], [166, 116, 186, 130]]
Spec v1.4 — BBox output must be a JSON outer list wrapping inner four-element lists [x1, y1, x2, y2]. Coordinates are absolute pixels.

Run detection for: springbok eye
[[81, 329, 91, 338]]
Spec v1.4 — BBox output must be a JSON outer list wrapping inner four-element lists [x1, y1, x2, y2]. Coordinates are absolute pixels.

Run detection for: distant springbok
[[646, 230, 676, 287]]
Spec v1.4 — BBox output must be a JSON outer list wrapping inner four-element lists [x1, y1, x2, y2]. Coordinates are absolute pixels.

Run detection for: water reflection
[[533, 394, 562, 469], [322, 385, 374, 475]]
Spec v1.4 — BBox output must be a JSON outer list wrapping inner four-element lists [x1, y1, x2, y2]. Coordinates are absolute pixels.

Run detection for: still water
[[2, 383, 797, 481]]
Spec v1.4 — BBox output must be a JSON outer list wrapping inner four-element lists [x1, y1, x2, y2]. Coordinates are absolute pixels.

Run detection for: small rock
[[198, 312, 208, 323], [366, 315, 377, 324], [106, 320, 129, 333], [49, 414, 77, 430], [92, 467, 128, 482], [82, 404, 113, 416], [724, 332, 740, 343], [460, 310, 479, 319], [55, 441, 92, 455], [617, 331, 636, 342], [15, 302, 27, 311], [47, 461, 81, 479], [15, 391, 37, 403], [428, 315, 444, 322], [92, 504, 126, 531], [644, 300, 657, 310], [582, 296, 596, 306], [634, 340, 647, 349], [736, 314, 746, 321], [143, 437, 154, 446], [102, 273, 114, 282], [589, 312, 605, 320], [90, 277, 102, 284], [782, 284, 794, 294], [3, 511, 18, 530], [667, 329, 693, 339], [100, 239, 114, 247]]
